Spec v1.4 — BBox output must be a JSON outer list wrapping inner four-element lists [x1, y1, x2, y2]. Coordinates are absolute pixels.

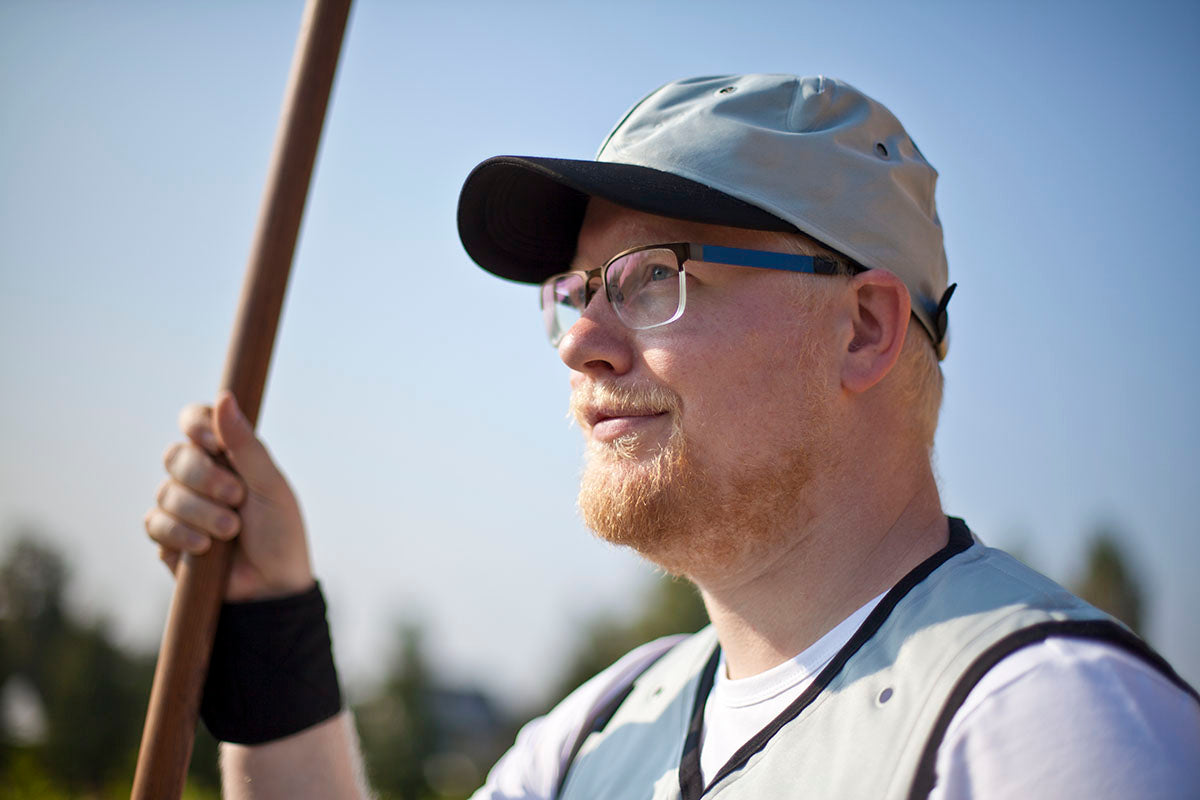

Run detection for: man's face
[[561, 199, 848, 579]]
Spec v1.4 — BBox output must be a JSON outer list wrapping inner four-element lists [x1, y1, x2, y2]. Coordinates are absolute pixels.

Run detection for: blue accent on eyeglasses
[[695, 244, 838, 274]]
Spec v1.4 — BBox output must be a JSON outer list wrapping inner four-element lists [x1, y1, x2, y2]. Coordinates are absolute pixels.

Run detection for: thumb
[[213, 391, 280, 492]]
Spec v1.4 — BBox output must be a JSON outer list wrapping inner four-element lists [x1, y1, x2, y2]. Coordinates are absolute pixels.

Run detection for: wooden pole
[[132, 1, 351, 796]]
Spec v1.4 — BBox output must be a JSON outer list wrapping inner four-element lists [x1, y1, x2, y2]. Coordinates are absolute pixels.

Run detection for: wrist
[[201, 582, 342, 744]]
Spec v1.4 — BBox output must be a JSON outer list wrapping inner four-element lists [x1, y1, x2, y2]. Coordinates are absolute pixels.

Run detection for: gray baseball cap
[[457, 74, 954, 358]]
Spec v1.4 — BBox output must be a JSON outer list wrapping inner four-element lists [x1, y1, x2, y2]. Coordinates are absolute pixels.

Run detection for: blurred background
[[2, 0, 1197, 796]]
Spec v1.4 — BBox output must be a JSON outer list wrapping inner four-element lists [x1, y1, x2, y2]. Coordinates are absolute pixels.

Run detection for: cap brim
[[457, 156, 797, 284]]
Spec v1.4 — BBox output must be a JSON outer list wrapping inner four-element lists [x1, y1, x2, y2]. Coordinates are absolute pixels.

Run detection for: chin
[[578, 427, 820, 583], [581, 438, 686, 540]]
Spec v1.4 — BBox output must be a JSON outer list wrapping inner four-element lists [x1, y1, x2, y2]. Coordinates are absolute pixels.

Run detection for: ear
[[840, 269, 910, 394]]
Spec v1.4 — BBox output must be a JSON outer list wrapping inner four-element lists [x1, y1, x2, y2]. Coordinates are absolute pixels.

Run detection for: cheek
[[641, 312, 824, 457]]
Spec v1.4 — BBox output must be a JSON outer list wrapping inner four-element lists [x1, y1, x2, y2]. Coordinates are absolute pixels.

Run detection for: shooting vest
[[557, 518, 1193, 800]]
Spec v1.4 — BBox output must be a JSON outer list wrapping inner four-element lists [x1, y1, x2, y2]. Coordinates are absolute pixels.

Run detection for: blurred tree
[[0, 533, 68, 683], [355, 622, 510, 799], [356, 623, 439, 799], [550, 573, 708, 709], [0, 529, 219, 796], [1071, 524, 1146, 636]]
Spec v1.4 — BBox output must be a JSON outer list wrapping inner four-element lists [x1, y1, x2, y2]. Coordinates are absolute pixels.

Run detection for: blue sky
[[1, 0, 1197, 708]]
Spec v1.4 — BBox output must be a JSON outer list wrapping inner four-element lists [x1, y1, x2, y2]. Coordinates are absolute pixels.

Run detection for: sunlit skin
[[562, 198, 949, 678], [563, 221, 842, 486]]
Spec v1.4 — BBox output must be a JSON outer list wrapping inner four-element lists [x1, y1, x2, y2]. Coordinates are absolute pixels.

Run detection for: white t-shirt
[[474, 599, 1200, 799]]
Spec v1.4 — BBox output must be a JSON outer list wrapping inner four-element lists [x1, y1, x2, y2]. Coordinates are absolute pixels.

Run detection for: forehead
[[571, 198, 818, 270]]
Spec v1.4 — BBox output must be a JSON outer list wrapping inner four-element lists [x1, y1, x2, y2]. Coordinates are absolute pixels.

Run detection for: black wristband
[[200, 582, 342, 745]]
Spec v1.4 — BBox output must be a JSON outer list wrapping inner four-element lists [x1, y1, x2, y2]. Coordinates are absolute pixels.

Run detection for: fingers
[[151, 394, 309, 601], [154, 478, 242, 541], [145, 506, 212, 556], [179, 403, 221, 454], [145, 473, 242, 564], [212, 391, 283, 494], [162, 441, 245, 507]]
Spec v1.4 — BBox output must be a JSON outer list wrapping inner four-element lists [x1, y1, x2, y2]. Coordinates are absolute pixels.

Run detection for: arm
[[931, 638, 1200, 800], [145, 391, 369, 798], [222, 712, 371, 800]]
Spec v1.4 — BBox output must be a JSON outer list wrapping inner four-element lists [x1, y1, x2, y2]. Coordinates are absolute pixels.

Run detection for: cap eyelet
[[875, 142, 889, 159], [717, 85, 737, 95], [877, 687, 894, 704]]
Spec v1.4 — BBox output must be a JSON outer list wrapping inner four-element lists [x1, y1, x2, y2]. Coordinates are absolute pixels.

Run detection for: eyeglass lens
[[606, 248, 682, 331], [541, 274, 585, 346], [541, 248, 684, 346]]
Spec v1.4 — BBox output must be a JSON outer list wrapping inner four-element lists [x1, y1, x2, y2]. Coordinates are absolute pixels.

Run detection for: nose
[[557, 287, 634, 377]]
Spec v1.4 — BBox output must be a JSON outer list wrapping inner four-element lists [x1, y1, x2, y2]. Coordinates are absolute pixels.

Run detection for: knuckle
[[155, 479, 173, 507], [172, 446, 225, 501], [179, 402, 212, 427], [145, 510, 171, 544], [162, 442, 182, 469], [170, 444, 203, 481], [179, 404, 219, 451]]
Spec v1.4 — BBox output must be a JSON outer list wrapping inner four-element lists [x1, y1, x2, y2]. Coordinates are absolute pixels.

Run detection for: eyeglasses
[[539, 242, 856, 346]]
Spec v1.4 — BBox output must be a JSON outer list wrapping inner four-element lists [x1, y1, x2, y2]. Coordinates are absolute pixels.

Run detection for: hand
[[145, 391, 314, 602]]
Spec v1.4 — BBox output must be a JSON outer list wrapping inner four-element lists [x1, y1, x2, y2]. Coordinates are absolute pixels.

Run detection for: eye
[[648, 263, 674, 282]]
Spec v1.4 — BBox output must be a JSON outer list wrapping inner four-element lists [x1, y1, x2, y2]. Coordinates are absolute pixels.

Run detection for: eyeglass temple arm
[[692, 244, 843, 275]]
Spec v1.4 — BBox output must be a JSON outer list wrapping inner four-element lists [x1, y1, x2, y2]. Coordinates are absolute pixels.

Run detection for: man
[[146, 74, 1200, 798]]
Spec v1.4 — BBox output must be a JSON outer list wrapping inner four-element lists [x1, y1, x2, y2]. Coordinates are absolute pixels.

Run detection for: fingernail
[[217, 514, 239, 537], [200, 430, 220, 452], [187, 533, 210, 553], [219, 482, 242, 506]]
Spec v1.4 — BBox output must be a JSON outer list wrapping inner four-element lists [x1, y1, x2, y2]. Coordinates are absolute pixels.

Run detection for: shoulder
[[469, 633, 689, 800], [930, 636, 1200, 800]]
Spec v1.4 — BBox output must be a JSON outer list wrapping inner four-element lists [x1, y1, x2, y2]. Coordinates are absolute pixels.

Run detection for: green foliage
[[0, 751, 72, 800], [549, 573, 709, 710], [356, 624, 438, 799], [354, 622, 513, 800], [1071, 525, 1145, 636], [0, 529, 219, 797]]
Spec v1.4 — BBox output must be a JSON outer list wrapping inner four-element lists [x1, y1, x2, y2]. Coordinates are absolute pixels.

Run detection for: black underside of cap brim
[[456, 156, 798, 284]]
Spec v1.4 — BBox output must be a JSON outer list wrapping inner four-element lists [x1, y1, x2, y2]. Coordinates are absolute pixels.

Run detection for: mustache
[[569, 382, 682, 428]]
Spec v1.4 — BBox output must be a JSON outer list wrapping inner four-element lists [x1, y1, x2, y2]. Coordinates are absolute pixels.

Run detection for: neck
[[691, 459, 948, 680]]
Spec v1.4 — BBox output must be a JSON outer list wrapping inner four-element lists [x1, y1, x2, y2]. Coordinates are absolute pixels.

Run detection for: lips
[[586, 408, 669, 442], [570, 381, 680, 443], [586, 407, 664, 427]]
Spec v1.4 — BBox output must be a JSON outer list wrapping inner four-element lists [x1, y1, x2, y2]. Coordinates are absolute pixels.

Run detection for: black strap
[[555, 644, 677, 799], [678, 647, 722, 800], [677, 518, 974, 800], [906, 619, 1200, 799], [932, 283, 956, 343]]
